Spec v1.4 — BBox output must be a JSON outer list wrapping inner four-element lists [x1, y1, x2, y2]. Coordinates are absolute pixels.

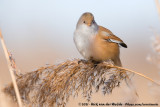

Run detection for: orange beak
[[87, 23, 91, 26]]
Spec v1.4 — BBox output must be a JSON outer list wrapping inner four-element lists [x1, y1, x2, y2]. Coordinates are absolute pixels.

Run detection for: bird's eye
[[92, 20, 95, 23], [83, 21, 86, 23]]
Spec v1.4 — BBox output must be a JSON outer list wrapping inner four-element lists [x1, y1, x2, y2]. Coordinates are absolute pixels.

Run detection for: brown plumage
[[74, 12, 127, 66]]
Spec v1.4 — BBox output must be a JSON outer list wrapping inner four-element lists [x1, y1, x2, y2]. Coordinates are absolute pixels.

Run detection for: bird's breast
[[74, 29, 97, 59]]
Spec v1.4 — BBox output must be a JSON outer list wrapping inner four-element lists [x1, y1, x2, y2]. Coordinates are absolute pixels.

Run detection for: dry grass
[[155, 0, 160, 21], [0, 31, 23, 107], [4, 59, 130, 107], [147, 34, 160, 103], [147, 35, 160, 67], [0, 83, 12, 107], [4, 58, 160, 107], [146, 0, 160, 101]]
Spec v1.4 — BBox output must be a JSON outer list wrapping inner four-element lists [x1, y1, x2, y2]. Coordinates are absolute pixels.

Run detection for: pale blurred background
[[0, 0, 160, 107]]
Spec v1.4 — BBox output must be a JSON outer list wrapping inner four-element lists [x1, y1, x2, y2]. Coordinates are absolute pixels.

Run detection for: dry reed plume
[[4, 59, 131, 107], [147, 34, 160, 102], [4, 58, 160, 107], [146, 1, 160, 102]]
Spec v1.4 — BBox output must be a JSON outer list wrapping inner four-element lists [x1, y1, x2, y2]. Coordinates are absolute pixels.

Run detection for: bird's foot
[[91, 60, 100, 68], [78, 59, 100, 68], [78, 59, 88, 64]]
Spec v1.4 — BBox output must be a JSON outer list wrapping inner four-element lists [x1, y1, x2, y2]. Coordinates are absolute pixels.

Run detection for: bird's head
[[76, 12, 97, 29]]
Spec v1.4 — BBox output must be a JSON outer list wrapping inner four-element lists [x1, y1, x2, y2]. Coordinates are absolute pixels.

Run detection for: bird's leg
[[91, 60, 101, 67], [78, 59, 88, 64], [89, 57, 101, 67], [78, 58, 100, 68]]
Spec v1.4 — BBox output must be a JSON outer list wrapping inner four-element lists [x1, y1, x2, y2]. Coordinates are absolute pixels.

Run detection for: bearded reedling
[[74, 12, 127, 66]]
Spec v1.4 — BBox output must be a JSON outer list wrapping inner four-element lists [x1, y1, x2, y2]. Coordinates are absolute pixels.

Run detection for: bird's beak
[[87, 23, 91, 26]]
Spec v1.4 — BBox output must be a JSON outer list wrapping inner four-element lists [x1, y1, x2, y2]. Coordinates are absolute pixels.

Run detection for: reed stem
[[0, 31, 23, 107]]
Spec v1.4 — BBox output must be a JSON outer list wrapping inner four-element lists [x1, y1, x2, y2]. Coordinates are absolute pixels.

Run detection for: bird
[[74, 12, 127, 66]]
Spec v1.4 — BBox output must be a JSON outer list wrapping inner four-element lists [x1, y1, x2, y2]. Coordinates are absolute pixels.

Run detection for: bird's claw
[[78, 59, 88, 64]]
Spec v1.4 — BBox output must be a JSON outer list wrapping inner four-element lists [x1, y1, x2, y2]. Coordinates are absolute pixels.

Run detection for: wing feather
[[99, 26, 127, 48]]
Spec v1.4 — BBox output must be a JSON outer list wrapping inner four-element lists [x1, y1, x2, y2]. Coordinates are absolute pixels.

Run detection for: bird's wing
[[99, 26, 127, 48]]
